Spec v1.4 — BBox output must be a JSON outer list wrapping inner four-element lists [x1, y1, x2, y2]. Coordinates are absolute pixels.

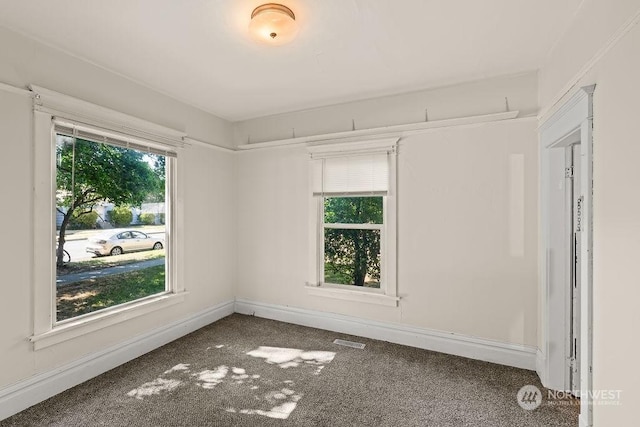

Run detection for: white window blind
[[311, 153, 389, 196], [54, 119, 177, 158], [309, 139, 397, 197]]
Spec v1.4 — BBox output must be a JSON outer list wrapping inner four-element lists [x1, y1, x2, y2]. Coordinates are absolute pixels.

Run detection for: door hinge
[[565, 167, 574, 178]]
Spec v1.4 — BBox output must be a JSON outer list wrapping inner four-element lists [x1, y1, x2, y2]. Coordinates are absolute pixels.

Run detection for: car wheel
[[153, 242, 163, 250], [110, 246, 123, 256]]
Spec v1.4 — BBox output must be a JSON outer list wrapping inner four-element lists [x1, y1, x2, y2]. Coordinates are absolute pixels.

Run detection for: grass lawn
[[57, 250, 165, 276], [56, 265, 165, 321], [324, 263, 380, 288]]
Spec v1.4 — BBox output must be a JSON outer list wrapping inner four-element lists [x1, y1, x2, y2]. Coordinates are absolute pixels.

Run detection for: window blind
[[312, 152, 389, 196], [53, 119, 177, 158]]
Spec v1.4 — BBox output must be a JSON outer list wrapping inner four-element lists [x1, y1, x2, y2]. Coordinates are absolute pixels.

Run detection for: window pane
[[55, 135, 167, 322], [324, 196, 383, 224], [324, 228, 380, 288]]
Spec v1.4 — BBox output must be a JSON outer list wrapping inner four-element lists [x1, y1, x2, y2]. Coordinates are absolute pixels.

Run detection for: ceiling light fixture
[[249, 3, 298, 45]]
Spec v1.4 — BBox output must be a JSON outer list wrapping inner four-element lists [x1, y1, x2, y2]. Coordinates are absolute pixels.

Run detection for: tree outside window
[[323, 196, 383, 288]]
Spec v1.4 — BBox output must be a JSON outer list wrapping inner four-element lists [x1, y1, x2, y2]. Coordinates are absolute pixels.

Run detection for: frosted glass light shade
[[249, 3, 298, 45]]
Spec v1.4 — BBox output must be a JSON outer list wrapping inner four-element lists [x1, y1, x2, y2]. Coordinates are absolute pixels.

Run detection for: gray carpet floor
[[1, 314, 578, 426]]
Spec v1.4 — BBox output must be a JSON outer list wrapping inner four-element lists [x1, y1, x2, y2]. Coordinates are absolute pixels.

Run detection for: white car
[[86, 230, 164, 256]]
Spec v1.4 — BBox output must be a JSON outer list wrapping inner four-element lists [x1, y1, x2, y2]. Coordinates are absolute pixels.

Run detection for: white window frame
[[30, 86, 187, 350], [306, 138, 399, 307]]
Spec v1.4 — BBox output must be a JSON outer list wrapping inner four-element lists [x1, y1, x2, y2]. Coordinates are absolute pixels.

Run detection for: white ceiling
[[0, 0, 582, 121]]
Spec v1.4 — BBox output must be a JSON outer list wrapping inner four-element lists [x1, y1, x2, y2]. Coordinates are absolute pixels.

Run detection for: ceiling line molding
[[0, 81, 31, 96], [0, 81, 235, 153], [184, 137, 236, 153], [237, 111, 521, 151], [31, 85, 187, 149]]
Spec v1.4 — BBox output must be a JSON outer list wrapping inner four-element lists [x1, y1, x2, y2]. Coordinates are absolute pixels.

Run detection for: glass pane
[[55, 135, 167, 322], [324, 228, 380, 288], [324, 196, 383, 224]]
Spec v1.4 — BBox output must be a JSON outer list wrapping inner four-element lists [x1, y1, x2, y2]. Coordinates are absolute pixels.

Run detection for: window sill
[[305, 284, 399, 307], [30, 291, 187, 350]]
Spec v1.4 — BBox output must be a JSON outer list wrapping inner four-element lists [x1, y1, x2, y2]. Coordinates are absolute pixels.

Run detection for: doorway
[[539, 85, 594, 427]]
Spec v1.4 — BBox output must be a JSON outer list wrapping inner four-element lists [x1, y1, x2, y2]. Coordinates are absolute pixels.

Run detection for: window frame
[[30, 86, 186, 350], [307, 138, 399, 307]]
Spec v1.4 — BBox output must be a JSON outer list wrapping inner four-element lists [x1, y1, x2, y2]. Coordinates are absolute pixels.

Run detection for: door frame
[[539, 85, 594, 427]]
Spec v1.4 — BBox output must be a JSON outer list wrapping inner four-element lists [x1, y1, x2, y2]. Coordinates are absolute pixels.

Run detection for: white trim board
[[237, 111, 520, 150], [234, 299, 536, 371], [30, 85, 187, 149], [0, 82, 31, 96], [0, 300, 234, 421], [536, 349, 547, 386], [0, 80, 235, 153], [184, 137, 236, 153], [539, 85, 594, 426]]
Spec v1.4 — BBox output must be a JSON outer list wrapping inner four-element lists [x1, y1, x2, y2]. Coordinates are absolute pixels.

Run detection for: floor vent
[[333, 339, 366, 349]]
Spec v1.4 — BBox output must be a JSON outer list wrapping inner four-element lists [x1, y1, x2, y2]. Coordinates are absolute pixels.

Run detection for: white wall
[[539, 1, 640, 425], [0, 27, 235, 396], [236, 109, 539, 347]]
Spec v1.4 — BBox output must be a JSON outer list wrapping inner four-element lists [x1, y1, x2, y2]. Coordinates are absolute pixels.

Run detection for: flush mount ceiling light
[[249, 3, 298, 45]]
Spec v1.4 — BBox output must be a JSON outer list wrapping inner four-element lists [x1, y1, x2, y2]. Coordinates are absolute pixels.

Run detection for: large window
[[307, 139, 398, 306], [30, 86, 186, 349], [54, 125, 172, 322]]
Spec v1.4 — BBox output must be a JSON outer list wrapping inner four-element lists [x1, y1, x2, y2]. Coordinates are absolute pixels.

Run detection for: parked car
[[86, 230, 164, 256]]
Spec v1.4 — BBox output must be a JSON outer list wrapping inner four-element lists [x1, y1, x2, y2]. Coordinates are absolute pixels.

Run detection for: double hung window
[[53, 121, 175, 322], [31, 86, 185, 349], [308, 139, 398, 306]]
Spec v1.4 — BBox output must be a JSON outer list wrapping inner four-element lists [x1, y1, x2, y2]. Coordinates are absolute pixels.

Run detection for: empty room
[[0, 1, 638, 426]]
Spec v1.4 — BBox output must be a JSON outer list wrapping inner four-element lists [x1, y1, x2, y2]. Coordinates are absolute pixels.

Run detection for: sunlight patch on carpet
[[194, 366, 228, 389], [239, 397, 302, 420], [126, 345, 336, 420], [246, 346, 336, 368], [127, 378, 182, 400], [232, 385, 303, 420], [163, 363, 190, 375]]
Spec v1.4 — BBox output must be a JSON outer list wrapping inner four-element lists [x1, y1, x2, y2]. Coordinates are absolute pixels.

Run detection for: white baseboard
[[0, 300, 234, 421], [235, 299, 536, 371], [536, 349, 547, 388]]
